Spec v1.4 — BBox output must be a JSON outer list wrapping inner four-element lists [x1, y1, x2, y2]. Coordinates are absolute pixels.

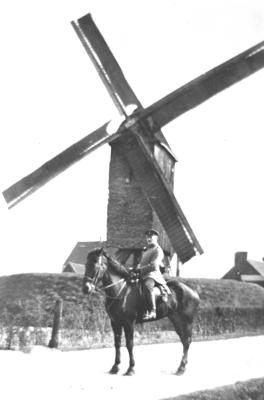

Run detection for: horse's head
[[82, 248, 107, 295]]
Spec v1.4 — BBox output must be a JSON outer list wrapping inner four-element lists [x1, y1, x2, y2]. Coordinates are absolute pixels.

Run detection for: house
[[222, 252, 264, 287], [62, 241, 106, 274], [63, 262, 85, 274]]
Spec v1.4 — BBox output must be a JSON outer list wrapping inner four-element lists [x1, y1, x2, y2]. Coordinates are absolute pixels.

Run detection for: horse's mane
[[87, 248, 129, 279], [103, 252, 129, 279]]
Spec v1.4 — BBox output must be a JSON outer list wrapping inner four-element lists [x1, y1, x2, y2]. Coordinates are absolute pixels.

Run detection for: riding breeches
[[143, 277, 156, 293]]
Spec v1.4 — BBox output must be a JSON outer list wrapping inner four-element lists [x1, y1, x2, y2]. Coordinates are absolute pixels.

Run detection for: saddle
[[123, 268, 177, 314], [152, 283, 170, 302], [128, 268, 170, 298]]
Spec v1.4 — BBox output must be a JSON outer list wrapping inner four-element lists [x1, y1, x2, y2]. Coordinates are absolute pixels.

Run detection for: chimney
[[234, 252, 248, 266]]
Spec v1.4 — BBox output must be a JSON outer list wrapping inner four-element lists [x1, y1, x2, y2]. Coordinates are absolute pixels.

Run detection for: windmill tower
[[107, 125, 176, 265]]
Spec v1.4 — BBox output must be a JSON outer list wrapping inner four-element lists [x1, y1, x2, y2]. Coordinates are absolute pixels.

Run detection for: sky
[[0, 0, 264, 278]]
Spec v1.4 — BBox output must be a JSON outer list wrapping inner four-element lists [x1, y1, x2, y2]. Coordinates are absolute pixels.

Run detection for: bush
[[0, 296, 50, 349]]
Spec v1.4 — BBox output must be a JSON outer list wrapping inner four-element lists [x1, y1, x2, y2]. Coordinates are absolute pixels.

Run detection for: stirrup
[[161, 293, 168, 302], [148, 310, 156, 319], [142, 311, 149, 321], [142, 310, 156, 321]]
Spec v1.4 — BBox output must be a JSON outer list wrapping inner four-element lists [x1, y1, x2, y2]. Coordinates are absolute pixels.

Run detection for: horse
[[82, 247, 200, 376]]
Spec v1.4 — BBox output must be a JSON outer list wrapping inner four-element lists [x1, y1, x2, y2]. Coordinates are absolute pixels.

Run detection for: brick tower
[[107, 130, 176, 266]]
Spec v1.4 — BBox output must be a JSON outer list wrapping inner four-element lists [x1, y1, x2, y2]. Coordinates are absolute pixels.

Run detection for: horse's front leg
[[109, 320, 123, 374], [123, 322, 135, 375]]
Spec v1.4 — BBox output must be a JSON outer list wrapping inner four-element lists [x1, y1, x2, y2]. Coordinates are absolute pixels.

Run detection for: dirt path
[[1, 335, 263, 400]]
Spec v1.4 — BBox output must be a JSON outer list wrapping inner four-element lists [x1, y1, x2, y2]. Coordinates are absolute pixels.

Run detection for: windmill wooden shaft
[[2, 13, 264, 267]]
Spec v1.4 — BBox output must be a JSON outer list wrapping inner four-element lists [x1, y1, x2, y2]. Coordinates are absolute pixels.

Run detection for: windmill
[[2, 13, 264, 269]]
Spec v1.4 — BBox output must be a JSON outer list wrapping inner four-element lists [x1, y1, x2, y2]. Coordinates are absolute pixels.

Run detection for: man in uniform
[[137, 229, 168, 321]]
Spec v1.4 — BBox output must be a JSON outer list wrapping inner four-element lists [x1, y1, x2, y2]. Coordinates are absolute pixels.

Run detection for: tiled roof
[[63, 262, 85, 274], [248, 260, 264, 277], [63, 241, 106, 267]]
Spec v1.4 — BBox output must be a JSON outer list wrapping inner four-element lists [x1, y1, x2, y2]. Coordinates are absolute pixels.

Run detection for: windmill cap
[[145, 229, 159, 237]]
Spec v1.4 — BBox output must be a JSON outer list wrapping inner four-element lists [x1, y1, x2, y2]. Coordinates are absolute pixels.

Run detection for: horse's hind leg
[[168, 313, 193, 375], [123, 323, 135, 376], [109, 320, 122, 374]]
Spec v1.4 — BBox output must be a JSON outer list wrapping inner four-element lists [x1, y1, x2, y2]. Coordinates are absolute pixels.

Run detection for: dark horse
[[83, 248, 200, 376]]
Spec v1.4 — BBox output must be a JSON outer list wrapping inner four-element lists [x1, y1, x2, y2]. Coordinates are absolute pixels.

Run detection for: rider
[[137, 229, 169, 321]]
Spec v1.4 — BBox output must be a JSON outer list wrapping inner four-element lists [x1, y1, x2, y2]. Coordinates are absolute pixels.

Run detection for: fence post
[[48, 298, 63, 348]]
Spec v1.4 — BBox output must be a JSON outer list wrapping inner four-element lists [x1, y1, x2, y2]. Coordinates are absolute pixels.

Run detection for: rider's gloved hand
[[127, 267, 141, 283]]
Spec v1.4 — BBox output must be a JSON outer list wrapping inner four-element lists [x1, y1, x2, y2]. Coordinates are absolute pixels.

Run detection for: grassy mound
[[1, 274, 264, 314], [182, 278, 264, 308], [0, 273, 91, 316], [0, 273, 263, 349], [0, 273, 107, 327]]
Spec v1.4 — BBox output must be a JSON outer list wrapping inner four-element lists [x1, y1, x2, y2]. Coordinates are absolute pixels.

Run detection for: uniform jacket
[[139, 244, 167, 285]]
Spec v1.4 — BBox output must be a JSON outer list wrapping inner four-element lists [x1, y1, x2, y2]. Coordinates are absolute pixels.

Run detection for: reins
[[86, 276, 127, 299], [103, 278, 127, 299]]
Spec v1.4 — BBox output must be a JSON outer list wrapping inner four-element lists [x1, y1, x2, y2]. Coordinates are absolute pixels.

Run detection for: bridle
[[84, 253, 126, 299]]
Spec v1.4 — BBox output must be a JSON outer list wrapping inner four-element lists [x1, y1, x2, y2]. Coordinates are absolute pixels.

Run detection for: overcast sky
[[1, 0, 264, 278]]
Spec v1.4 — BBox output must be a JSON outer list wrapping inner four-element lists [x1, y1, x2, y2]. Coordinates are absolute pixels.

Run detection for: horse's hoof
[[109, 366, 119, 374], [175, 368, 185, 376], [124, 368, 135, 376]]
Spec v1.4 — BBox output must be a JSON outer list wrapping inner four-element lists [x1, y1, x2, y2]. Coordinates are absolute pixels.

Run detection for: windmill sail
[[142, 40, 264, 129], [3, 122, 120, 208], [73, 14, 174, 148], [72, 13, 141, 115]]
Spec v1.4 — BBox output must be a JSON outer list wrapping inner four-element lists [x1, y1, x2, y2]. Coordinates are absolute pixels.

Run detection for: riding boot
[[160, 285, 168, 302], [142, 291, 156, 321], [148, 291, 156, 319]]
